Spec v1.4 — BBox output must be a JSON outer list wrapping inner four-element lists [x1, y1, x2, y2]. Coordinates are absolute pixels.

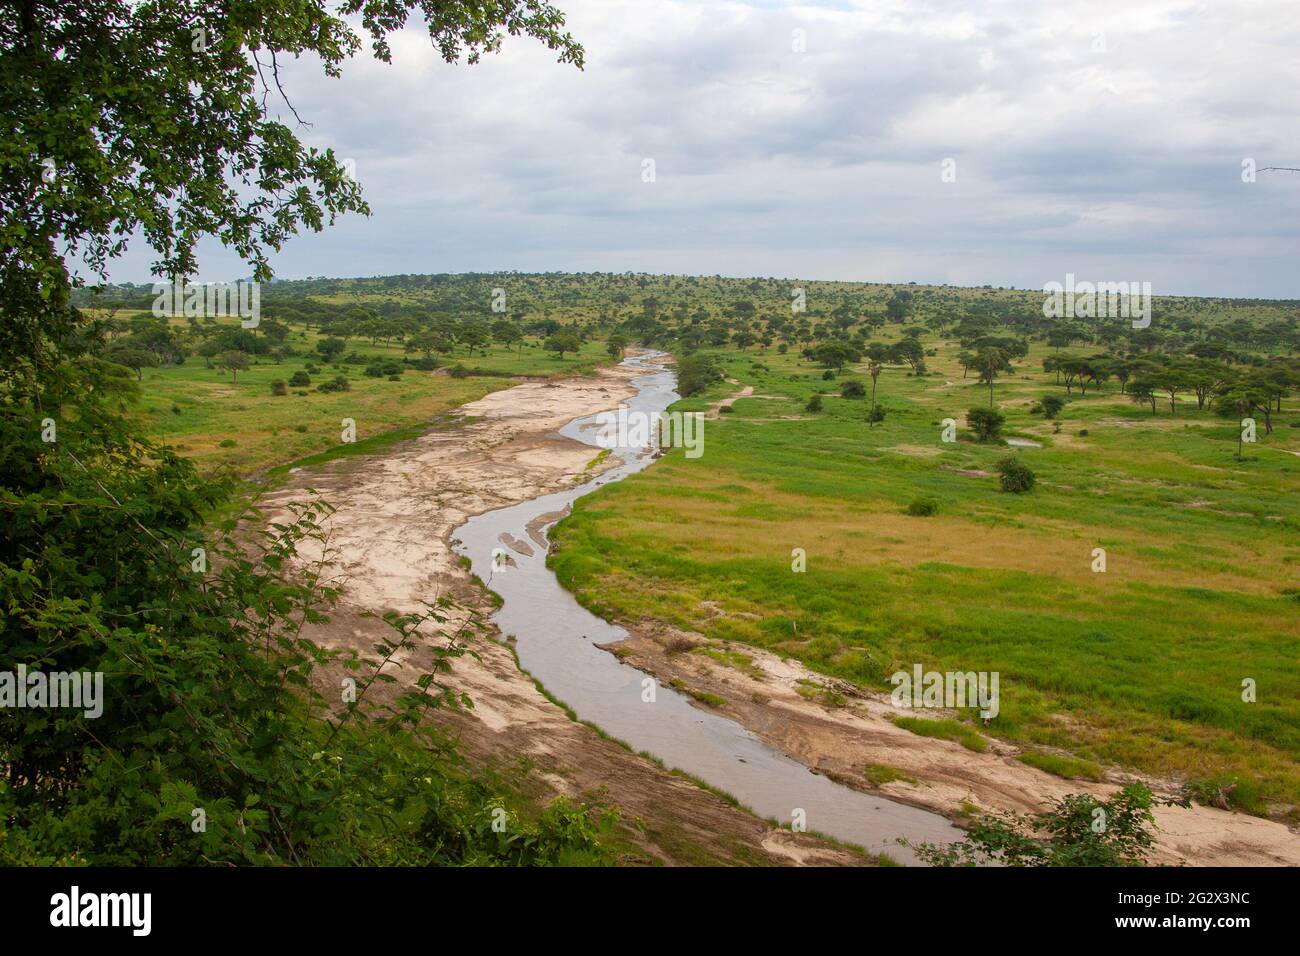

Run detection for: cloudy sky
[[104, 0, 1300, 297]]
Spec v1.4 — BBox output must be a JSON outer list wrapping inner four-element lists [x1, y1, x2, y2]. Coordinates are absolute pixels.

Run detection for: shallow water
[[1005, 438, 1043, 448], [452, 352, 962, 863]]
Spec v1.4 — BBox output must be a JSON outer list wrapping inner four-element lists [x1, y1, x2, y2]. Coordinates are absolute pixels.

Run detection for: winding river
[[452, 351, 962, 864]]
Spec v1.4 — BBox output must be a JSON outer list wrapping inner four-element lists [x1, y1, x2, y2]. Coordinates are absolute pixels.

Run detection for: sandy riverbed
[[263, 355, 862, 865], [265, 356, 1300, 867]]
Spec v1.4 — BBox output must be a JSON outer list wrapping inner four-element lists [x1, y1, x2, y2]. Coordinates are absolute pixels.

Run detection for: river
[[452, 351, 962, 864]]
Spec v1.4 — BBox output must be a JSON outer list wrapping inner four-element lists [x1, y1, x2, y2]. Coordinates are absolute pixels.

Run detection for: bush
[[822, 369, 835, 380], [841, 380, 866, 399], [270, 380, 288, 396], [448, 364, 470, 379], [1078, 428, 1089, 436], [967, 407, 1006, 442], [720, 405, 734, 414], [364, 360, 403, 378], [410, 356, 439, 371], [676, 354, 722, 397], [868, 405, 886, 423], [288, 370, 311, 387], [998, 455, 1036, 493], [317, 375, 351, 393], [906, 497, 938, 516], [1040, 394, 1066, 419], [906, 783, 1163, 867], [805, 394, 823, 413]]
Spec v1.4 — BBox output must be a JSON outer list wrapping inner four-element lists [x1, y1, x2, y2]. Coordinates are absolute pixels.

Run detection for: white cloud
[[100, 0, 1300, 296]]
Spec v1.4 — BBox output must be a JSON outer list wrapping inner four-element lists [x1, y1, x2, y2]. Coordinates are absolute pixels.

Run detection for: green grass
[[863, 763, 919, 787], [892, 716, 989, 753], [118, 318, 612, 476], [1017, 750, 1105, 781], [549, 338, 1300, 817]]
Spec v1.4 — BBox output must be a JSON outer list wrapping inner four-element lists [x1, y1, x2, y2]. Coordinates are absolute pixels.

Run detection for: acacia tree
[[1, 0, 603, 866], [973, 346, 1012, 407], [866, 349, 886, 427]]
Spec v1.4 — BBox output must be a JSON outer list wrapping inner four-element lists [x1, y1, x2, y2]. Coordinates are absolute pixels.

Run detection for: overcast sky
[[99, 0, 1300, 297]]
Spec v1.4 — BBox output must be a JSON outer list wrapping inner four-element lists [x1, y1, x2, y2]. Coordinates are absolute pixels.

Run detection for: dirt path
[[263, 356, 862, 866], [600, 621, 1300, 866], [706, 379, 754, 418]]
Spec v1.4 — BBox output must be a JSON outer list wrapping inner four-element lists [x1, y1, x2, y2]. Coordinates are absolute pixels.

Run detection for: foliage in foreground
[[906, 783, 1170, 867], [0, 374, 612, 865]]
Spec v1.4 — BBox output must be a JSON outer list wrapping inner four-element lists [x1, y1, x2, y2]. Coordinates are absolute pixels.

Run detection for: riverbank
[[262, 353, 867, 865]]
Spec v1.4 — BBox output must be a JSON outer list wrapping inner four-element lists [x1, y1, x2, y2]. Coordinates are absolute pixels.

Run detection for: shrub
[[906, 497, 938, 517], [841, 379, 866, 399], [410, 356, 438, 371], [805, 394, 823, 413], [720, 405, 734, 414], [967, 407, 1005, 442], [906, 783, 1163, 867], [821, 369, 835, 380], [1040, 394, 1066, 419], [1078, 428, 1089, 436], [218, 438, 236, 448], [364, 360, 403, 378], [448, 364, 470, 379], [868, 405, 886, 423], [317, 375, 350, 393], [998, 455, 1036, 493], [288, 370, 311, 387], [270, 380, 288, 396], [676, 354, 723, 397]]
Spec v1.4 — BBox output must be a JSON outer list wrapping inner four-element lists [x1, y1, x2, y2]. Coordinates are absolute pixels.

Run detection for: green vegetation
[[535, 278, 1300, 821], [893, 717, 989, 752], [908, 782, 1167, 866], [1018, 750, 1106, 782], [863, 763, 918, 787], [1, 0, 620, 866]]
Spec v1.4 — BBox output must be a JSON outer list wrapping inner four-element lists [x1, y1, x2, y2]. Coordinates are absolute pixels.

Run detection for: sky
[[96, 0, 1300, 298]]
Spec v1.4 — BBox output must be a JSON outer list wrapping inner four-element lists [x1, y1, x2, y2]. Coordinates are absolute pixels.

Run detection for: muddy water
[[452, 352, 962, 863]]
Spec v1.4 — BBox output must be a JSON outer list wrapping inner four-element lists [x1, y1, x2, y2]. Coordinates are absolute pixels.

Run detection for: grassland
[[550, 336, 1300, 818], [92, 310, 611, 476]]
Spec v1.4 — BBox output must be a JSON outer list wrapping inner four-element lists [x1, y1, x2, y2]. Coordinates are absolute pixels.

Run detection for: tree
[[998, 455, 1036, 493], [973, 346, 1012, 406], [967, 406, 1006, 442], [493, 321, 523, 353], [1040, 394, 1065, 419], [606, 334, 627, 360], [104, 344, 156, 381], [545, 331, 581, 359], [217, 349, 251, 383], [813, 341, 860, 371], [316, 337, 347, 363], [1216, 380, 1274, 457], [1, 1, 607, 866], [866, 343, 889, 427], [890, 337, 927, 376]]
